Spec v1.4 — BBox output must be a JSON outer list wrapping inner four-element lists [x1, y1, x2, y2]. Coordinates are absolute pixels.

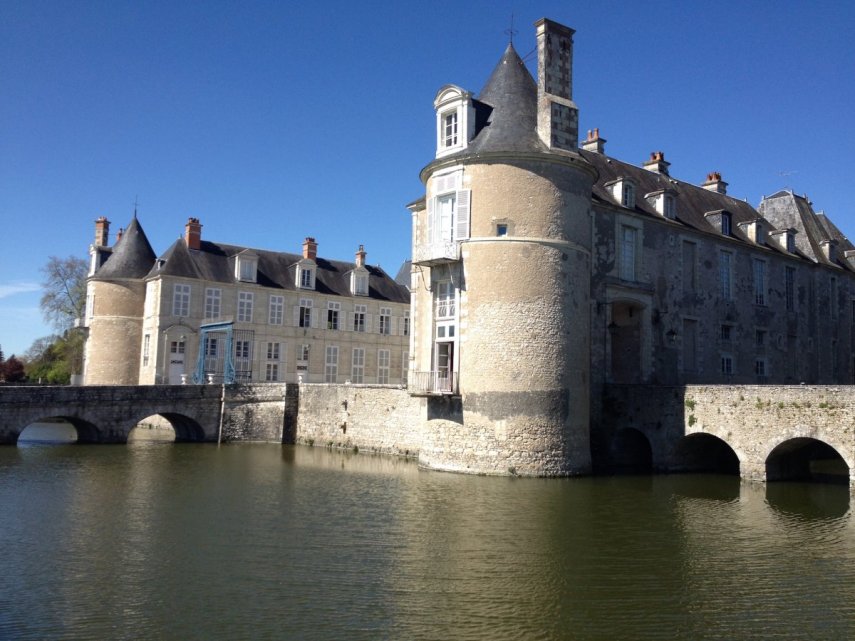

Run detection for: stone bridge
[[0, 384, 297, 444], [601, 384, 855, 486]]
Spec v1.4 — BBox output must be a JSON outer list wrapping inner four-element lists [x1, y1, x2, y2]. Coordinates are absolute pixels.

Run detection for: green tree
[[23, 334, 81, 384]]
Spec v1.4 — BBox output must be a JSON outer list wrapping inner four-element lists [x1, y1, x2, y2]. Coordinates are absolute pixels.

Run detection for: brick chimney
[[184, 217, 202, 250], [355, 244, 366, 268], [535, 18, 578, 151], [643, 151, 670, 175], [581, 128, 606, 154], [702, 171, 728, 194], [94, 216, 110, 246], [302, 237, 318, 261]]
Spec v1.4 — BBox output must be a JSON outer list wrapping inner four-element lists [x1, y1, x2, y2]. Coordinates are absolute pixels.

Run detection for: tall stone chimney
[[535, 18, 578, 151], [184, 217, 202, 250], [581, 128, 606, 154], [303, 237, 318, 261], [702, 172, 728, 194], [355, 244, 366, 268], [643, 151, 670, 175], [94, 216, 110, 247]]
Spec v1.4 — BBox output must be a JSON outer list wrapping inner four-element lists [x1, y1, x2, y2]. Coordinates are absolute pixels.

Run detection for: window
[[143, 334, 150, 367], [239, 259, 255, 281], [325, 346, 338, 383], [237, 291, 254, 323], [205, 288, 221, 320], [297, 344, 309, 372], [682, 241, 696, 294], [442, 111, 458, 148], [354, 304, 366, 332], [496, 224, 508, 237], [785, 266, 796, 311], [378, 349, 390, 384], [664, 194, 676, 219], [351, 348, 364, 384], [205, 337, 218, 357], [426, 170, 470, 244], [300, 268, 313, 288], [352, 272, 369, 296], [753, 259, 767, 306], [437, 193, 456, 243], [298, 298, 313, 328], [401, 310, 410, 336], [267, 342, 280, 361], [236, 255, 257, 282], [619, 225, 637, 281], [269, 295, 284, 325], [378, 307, 391, 334], [622, 183, 635, 209], [754, 358, 767, 379], [327, 302, 340, 330], [173, 284, 190, 317], [170, 340, 185, 355], [721, 213, 732, 236], [436, 282, 455, 318], [297, 264, 316, 290], [719, 251, 732, 300], [720, 324, 732, 342], [234, 340, 252, 380], [721, 354, 734, 376], [265, 342, 281, 382], [265, 363, 279, 382], [755, 329, 766, 347]]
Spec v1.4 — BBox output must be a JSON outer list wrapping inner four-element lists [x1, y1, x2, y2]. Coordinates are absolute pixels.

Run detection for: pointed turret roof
[[467, 43, 545, 155], [92, 217, 156, 280]]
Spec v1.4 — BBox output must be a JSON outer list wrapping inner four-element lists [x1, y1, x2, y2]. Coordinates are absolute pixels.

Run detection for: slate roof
[[92, 217, 157, 280], [148, 239, 410, 304]]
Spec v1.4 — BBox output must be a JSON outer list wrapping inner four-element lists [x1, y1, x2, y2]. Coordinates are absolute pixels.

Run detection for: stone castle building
[[83, 216, 410, 386], [407, 18, 855, 475]]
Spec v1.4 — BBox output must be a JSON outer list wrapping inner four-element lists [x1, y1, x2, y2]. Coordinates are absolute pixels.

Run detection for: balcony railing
[[413, 242, 460, 266], [435, 298, 455, 319], [409, 371, 459, 396]]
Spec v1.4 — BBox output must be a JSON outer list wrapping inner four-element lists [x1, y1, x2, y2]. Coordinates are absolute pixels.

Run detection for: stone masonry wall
[[221, 383, 298, 443]]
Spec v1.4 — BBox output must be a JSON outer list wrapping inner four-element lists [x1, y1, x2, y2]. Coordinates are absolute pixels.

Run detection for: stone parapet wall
[[221, 383, 298, 443], [295, 384, 423, 458]]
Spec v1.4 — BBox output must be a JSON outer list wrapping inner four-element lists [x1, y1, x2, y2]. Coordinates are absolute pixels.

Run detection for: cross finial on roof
[[504, 13, 518, 44], [133, 195, 139, 219]]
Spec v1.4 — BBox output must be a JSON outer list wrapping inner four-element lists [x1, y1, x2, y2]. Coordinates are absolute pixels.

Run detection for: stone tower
[[83, 216, 156, 385], [409, 18, 596, 476]]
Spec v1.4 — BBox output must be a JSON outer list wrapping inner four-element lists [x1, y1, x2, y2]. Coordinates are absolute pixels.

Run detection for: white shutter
[[311, 307, 318, 328], [426, 197, 434, 245], [390, 317, 397, 335], [365, 314, 373, 333], [293, 305, 300, 327], [347, 308, 354, 331], [455, 189, 471, 240]]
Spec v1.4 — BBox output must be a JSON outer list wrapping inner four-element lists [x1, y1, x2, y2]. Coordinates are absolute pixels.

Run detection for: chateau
[[407, 18, 855, 475], [82, 216, 410, 386]]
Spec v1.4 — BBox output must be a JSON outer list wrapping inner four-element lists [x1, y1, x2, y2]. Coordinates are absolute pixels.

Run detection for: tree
[[3, 355, 25, 383], [23, 334, 79, 384], [40, 255, 87, 332]]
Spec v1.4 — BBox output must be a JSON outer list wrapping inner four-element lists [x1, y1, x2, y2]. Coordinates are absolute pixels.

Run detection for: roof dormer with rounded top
[[433, 85, 475, 159]]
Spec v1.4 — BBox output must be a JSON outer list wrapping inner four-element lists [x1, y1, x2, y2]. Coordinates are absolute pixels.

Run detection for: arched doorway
[[128, 413, 205, 443], [671, 433, 740, 475], [609, 300, 644, 383], [610, 428, 652, 474], [766, 438, 849, 484]]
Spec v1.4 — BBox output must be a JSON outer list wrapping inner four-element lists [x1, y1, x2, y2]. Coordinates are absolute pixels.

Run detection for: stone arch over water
[[610, 427, 652, 473], [17, 415, 100, 444], [671, 433, 740, 475], [128, 413, 206, 443], [766, 437, 850, 484]]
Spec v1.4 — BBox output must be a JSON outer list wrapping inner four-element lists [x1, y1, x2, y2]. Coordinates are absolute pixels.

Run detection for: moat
[[1, 442, 853, 640]]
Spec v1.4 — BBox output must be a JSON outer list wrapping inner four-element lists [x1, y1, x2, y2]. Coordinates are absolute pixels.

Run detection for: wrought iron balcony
[[409, 371, 459, 396], [413, 242, 460, 266]]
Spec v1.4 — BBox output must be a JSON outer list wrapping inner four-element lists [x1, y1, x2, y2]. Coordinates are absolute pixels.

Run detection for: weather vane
[[133, 195, 140, 218], [504, 13, 518, 44]]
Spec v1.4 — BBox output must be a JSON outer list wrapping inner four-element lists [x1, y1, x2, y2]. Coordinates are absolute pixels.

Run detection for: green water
[[1, 443, 852, 640]]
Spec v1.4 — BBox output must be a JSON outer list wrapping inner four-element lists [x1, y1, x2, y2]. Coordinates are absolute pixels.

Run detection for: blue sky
[[2, 1, 853, 357]]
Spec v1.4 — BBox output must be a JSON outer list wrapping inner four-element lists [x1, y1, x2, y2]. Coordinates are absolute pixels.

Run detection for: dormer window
[[645, 189, 677, 219], [721, 213, 732, 236], [235, 250, 258, 283], [605, 178, 635, 210], [704, 210, 732, 236], [664, 194, 676, 219], [296, 261, 316, 290], [351, 269, 369, 296], [434, 85, 475, 158]]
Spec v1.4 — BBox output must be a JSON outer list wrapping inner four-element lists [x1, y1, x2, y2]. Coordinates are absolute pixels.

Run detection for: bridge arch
[[766, 437, 850, 484], [16, 416, 101, 444], [670, 433, 740, 475], [128, 412, 206, 442], [610, 427, 652, 473]]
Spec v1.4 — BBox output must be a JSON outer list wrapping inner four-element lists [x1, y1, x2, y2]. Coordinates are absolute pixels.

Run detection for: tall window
[[619, 226, 637, 281], [297, 344, 309, 373], [436, 282, 455, 318], [353, 273, 369, 296], [437, 193, 456, 243], [265, 342, 281, 382], [325, 346, 338, 383], [269, 295, 284, 325], [266, 342, 280, 360], [354, 304, 366, 332], [401, 310, 410, 336], [237, 291, 254, 323], [721, 354, 734, 376], [753, 259, 766, 306], [682, 241, 696, 294], [299, 298, 313, 328], [173, 284, 190, 317], [300, 268, 313, 289], [442, 111, 458, 147], [754, 358, 767, 380], [664, 194, 676, 219], [721, 213, 732, 236], [785, 266, 796, 311], [234, 340, 252, 380], [621, 183, 634, 209], [378, 349, 390, 384], [205, 288, 221, 320], [327, 302, 340, 330], [351, 348, 365, 384], [719, 251, 733, 300], [142, 334, 151, 367], [378, 307, 391, 334]]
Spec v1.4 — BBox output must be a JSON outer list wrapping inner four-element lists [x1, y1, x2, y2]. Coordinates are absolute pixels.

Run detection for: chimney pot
[[303, 237, 318, 261], [184, 217, 202, 250], [355, 244, 367, 268], [581, 127, 606, 154], [643, 151, 670, 175], [94, 216, 111, 247], [702, 171, 728, 194]]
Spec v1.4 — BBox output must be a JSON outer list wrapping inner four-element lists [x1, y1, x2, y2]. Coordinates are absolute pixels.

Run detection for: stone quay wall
[[220, 383, 298, 443]]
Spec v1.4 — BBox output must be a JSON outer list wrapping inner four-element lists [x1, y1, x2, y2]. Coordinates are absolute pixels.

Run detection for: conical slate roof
[[467, 43, 546, 154], [93, 217, 156, 279]]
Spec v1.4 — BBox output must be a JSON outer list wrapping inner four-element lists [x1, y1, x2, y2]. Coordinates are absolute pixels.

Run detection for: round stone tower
[[410, 19, 597, 476], [83, 216, 156, 385]]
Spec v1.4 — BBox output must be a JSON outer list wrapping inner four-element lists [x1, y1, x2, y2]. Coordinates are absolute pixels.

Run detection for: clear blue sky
[[2, 0, 854, 357]]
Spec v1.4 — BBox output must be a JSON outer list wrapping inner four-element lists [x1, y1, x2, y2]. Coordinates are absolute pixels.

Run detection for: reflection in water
[[766, 481, 850, 520], [0, 445, 854, 640], [17, 419, 77, 443]]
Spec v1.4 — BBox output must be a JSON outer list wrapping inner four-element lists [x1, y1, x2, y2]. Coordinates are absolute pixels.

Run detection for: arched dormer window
[[434, 85, 475, 159], [235, 250, 258, 282]]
